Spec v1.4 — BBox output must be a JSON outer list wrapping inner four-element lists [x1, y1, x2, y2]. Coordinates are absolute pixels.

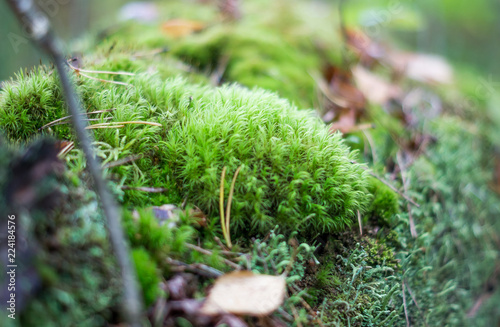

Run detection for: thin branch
[[103, 154, 143, 169], [350, 160, 420, 207], [78, 72, 134, 87], [357, 210, 363, 235], [4, 1, 142, 325], [404, 279, 429, 327], [397, 151, 418, 238], [121, 186, 169, 193], [402, 282, 410, 327], [287, 285, 325, 327], [185, 243, 241, 270], [167, 258, 223, 279], [67, 60, 135, 76]]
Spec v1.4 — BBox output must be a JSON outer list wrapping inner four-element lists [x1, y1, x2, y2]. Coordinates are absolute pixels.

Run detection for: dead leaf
[[352, 65, 402, 105], [345, 28, 385, 67], [324, 66, 366, 110], [385, 51, 453, 85], [201, 271, 286, 316], [161, 19, 205, 38], [329, 109, 356, 134]]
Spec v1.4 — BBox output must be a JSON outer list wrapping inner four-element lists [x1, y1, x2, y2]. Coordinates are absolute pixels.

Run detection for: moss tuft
[[132, 248, 162, 306]]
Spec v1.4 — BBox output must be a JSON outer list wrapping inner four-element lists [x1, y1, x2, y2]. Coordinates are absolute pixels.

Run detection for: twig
[[121, 186, 169, 193], [67, 61, 135, 76], [357, 210, 363, 235], [132, 47, 168, 59], [4, 1, 142, 325], [402, 282, 410, 327], [185, 243, 240, 270], [404, 279, 429, 327], [350, 160, 420, 207], [276, 307, 294, 322], [167, 258, 223, 279], [210, 54, 230, 86], [397, 151, 418, 238], [214, 236, 229, 252], [78, 71, 133, 86], [288, 285, 325, 327], [362, 129, 378, 164], [103, 154, 143, 169], [309, 71, 351, 108], [290, 304, 303, 327]]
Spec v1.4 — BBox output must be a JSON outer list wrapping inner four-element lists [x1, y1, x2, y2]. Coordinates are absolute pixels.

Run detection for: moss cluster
[[366, 176, 399, 227], [0, 67, 68, 142], [1, 70, 370, 236], [0, 139, 121, 327], [312, 236, 402, 326]]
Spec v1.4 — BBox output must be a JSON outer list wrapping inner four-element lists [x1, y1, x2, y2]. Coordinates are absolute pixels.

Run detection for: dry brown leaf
[[161, 19, 205, 38], [352, 65, 402, 105], [329, 109, 357, 134], [201, 271, 286, 316], [385, 51, 453, 85], [325, 66, 366, 110], [345, 28, 385, 67]]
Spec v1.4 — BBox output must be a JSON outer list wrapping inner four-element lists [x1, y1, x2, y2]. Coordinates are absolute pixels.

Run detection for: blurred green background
[[1, 0, 500, 81]]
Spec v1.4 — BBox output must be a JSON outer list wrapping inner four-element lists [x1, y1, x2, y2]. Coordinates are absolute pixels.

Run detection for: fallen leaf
[[385, 51, 453, 85], [345, 28, 385, 67], [324, 66, 366, 110], [201, 271, 286, 316], [352, 65, 402, 105], [161, 19, 205, 38]]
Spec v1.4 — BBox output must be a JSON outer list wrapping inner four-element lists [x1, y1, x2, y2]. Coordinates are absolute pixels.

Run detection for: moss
[[1, 71, 370, 237], [0, 67, 68, 143], [366, 176, 399, 227], [395, 116, 500, 326], [132, 248, 162, 306], [0, 139, 121, 327], [313, 236, 402, 326], [170, 25, 319, 108]]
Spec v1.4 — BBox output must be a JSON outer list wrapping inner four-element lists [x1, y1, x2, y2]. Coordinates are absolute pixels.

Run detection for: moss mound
[[1, 71, 370, 236]]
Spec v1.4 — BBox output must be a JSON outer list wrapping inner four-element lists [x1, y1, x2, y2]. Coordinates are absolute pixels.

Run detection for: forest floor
[[1, 0, 499, 326]]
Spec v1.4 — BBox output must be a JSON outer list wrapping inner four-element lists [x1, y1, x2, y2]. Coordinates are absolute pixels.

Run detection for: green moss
[[1, 71, 370, 237], [171, 25, 319, 108], [315, 238, 402, 326], [366, 176, 399, 227], [132, 248, 162, 306], [0, 139, 121, 327], [396, 116, 500, 326], [0, 68, 68, 143]]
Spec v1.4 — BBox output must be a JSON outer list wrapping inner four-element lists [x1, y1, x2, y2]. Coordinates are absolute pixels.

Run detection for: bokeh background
[[1, 0, 500, 81]]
